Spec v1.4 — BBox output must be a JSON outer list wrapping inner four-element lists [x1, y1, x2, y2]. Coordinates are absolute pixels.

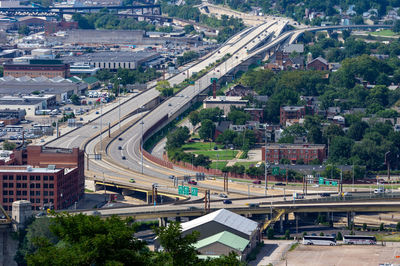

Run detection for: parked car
[[252, 180, 261, 184], [219, 193, 228, 198], [223, 199, 232, 204], [320, 193, 331, 197]]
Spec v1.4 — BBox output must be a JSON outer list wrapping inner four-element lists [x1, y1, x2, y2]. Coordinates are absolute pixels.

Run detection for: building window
[[44, 176, 48, 181], [16, 183, 21, 188], [49, 191, 54, 196], [36, 184, 40, 189], [2, 175, 7, 180], [3, 190, 7, 195], [22, 184, 27, 188], [49, 176, 54, 181], [22, 191, 27, 196], [44, 184, 48, 188], [16, 191, 21, 196], [9, 176, 13, 180], [30, 191, 34, 196], [30, 199, 34, 203], [44, 191, 48, 196], [8, 183, 13, 188], [2, 198, 7, 203], [36, 191, 40, 196], [16, 175, 21, 180], [9, 191, 13, 195], [30, 183, 34, 188], [36, 199, 40, 203], [30, 176, 34, 181], [49, 184, 54, 189], [3, 183, 8, 188], [36, 176, 40, 181], [22, 176, 27, 180]]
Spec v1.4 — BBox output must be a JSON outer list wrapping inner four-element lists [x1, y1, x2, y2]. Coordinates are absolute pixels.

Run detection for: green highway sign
[[191, 187, 198, 196], [178, 185, 183, 195], [210, 78, 218, 83], [332, 181, 338, 186], [189, 81, 195, 85], [325, 180, 330, 185], [183, 186, 190, 195], [280, 169, 286, 175], [319, 177, 324, 185], [272, 167, 280, 176]]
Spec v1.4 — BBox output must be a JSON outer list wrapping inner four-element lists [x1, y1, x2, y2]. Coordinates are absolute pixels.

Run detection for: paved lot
[[281, 242, 400, 266]]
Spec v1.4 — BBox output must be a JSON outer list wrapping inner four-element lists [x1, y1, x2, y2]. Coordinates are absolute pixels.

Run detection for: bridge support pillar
[[284, 213, 289, 224], [280, 215, 284, 233], [176, 216, 181, 222], [295, 213, 299, 234], [158, 217, 168, 227], [347, 211, 353, 229]]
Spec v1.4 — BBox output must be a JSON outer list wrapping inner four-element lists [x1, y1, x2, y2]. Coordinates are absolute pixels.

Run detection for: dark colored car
[[223, 199, 232, 204], [252, 180, 261, 184], [118, 137, 123, 141], [320, 193, 331, 197], [275, 182, 286, 186], [188, 180, 197, 185], [118, 146, 122, 150], [122, 156, 126, 160]]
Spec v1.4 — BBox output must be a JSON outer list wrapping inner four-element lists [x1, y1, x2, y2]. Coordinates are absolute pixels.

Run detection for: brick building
[[280, 106, 306, 125], [306, 57, 329, 71], [261, 144, 327, 164], [0, 146, 84, 211], [244, 108, 264, 122], [4, 59, 70, 78], [45, 21, 78, 35]]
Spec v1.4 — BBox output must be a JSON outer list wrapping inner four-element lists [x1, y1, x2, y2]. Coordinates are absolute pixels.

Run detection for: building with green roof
[[193, 231, 250, 261]]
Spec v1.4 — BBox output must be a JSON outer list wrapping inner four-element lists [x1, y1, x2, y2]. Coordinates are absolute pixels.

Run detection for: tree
[[199, 119, 215, 141], [70, 94, 80, 105], [18, 25, 30, 36], [27, 214, 151, 265], [267, 228, 274, 239], [347, 121, 369, 141], [380, 223, 385, 231], [397, 221, 400, 231], [319, 232, 324, 236], [3, 141, 16, 151], [394, 19, 400, 33], [166, 127, 190, 150], [362, 223, 367, 231], [285, 229, 290, 240], [184, 24, 195, 34], [336, 232, 343, 240], [227, 108, 250, 125], [156, 80, 173, 97], [153, 222, 199, 265], [188, 111, 200, 128], [329, 136, 354, 163]]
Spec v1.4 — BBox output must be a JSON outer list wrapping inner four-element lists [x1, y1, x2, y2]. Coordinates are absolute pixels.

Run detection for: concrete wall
[[0, 225, 18, 266]]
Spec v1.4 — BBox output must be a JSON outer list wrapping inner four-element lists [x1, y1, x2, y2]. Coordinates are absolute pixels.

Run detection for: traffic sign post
[[272, 167, 280, 176], [183, 186, 190, 195], [178, 185, 183, 195]]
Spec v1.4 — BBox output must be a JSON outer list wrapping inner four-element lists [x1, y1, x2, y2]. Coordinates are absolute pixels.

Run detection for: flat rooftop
[[266, 144, 326, 150], [204, 96, 248, 103], [62, 51, 159, 63]]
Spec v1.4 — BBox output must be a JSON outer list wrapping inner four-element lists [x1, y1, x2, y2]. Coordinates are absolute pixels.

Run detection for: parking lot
[[280, 242, 400, 266]]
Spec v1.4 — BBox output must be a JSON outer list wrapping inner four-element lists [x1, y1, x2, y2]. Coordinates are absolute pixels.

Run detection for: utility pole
[[99, 102, 103, 154], [118, 83, 122, 131]]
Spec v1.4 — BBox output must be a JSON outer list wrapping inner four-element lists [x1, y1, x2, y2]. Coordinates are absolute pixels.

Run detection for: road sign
[[178, 185, 183, 195], [332, 181, 338, 186], [272, 167, 280, 176], [280, 169, 286, 175], [319, 177, 324, 185], [210, 78, 218, 83], [191, 187, 198, 196], [189, 81, 195, 85], [183, 186, 190, 195], [325, 180, 330, 185]]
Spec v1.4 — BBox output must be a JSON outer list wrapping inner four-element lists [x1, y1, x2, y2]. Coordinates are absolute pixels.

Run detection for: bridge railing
[[263, 192, 400, 205]]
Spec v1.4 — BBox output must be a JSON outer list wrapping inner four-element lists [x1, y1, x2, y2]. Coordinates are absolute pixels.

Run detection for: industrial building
[[4, 59, 70, 78], [0, 108, 26, 124], [62, 51, 161, 70], [180, 209, 260, 261], [262, 143, 327, 164], [0, 146, 85, 211], [203, 96, 248, 115]]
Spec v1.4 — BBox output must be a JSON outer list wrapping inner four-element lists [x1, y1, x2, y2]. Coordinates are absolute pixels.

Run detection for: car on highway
[[118, 137, 123, 141], [118, 146, 122, 150], [252, 180, 261, 184], [219, 193, 228, 198], [95, 111, 99, 114], [320, 193, 331, 197], [275, 182, 286, 186], [122, 156, 126, 160], [188, 180, 197, 185], [343, 192, 352, 197], [129, 178, 135, 183], [168, 103, 172, 106], [223, 199, 232, 204], [169, 175, 175, 179]]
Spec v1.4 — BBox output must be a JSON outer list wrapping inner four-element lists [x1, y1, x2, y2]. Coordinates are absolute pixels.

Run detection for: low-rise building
[[0, 98, 46, 116], [203, 96, 248, 115], [262, 143, 327, 164], [280, 106, 306, 126], [0, 108, 26, 125], [1, 146, 84, 211], [307, 57, 329, 71], [4, 59, 70, 78]]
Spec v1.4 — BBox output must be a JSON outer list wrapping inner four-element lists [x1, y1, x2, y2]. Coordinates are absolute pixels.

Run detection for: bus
[[343, 235, 376, 245], [303, 236, 336, 246]]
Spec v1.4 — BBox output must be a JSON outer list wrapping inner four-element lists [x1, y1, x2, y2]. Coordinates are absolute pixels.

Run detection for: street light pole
[[100, 102, 103, 153], [118, 83, 122, 131], [140, 120, 144, 174], [264, 127, 268, 195]]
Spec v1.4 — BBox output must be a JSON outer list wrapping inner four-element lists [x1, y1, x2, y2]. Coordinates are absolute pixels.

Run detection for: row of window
[[3, 205, 47, 211], [2, 175, 54, 181], [3, 197, 54, 204], [3, 190, 54, 196], [2, 183, 54, 188]]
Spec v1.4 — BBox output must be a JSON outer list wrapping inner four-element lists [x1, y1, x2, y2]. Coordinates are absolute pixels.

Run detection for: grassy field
[[193, 150, 238, 160], [234, 161, 260, 169], [375, 232, 400, 242], [182, 142, 224, 151], [371, 29, 397, 37], [210, 161, 228, 170]]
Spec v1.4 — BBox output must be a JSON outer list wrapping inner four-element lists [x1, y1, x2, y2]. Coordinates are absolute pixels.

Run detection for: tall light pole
[[118, 83, 122, 131], [140, 120, 144, 174], [99, 101, 103, 154], [264, 126, 269, 195]]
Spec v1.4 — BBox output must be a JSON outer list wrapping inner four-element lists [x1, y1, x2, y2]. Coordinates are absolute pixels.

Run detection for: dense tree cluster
[[15, 214, 243, 265], [177, 51, 200, 66]]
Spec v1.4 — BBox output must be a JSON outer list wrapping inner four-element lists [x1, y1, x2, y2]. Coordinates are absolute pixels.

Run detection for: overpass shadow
[[249, 243, 278, 266]]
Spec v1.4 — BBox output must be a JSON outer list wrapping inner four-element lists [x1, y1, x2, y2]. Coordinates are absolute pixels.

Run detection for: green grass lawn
[[210, 161, 228, 170], [371, 30, 397, 37], [182, 142, 223, 151], [234, 161, 260, 169], [193, 150, 238, 160]]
